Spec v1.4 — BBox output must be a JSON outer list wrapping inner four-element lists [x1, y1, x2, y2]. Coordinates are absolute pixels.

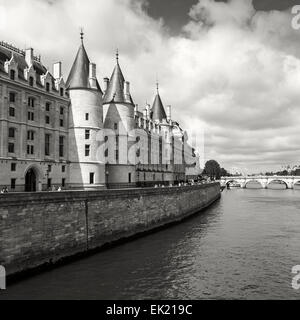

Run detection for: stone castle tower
[[102, 52, 136, 187], [66, 33, 106, 189]]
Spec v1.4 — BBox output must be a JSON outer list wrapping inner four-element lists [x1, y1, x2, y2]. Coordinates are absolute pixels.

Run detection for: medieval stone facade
[[0, 36, 200, 192]]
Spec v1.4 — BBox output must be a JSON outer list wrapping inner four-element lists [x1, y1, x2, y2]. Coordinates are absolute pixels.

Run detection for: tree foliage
[[203, 160, 222, 180]]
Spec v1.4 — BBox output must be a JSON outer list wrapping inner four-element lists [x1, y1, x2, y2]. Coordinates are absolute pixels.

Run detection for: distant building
[[0, 34, 199, 192]]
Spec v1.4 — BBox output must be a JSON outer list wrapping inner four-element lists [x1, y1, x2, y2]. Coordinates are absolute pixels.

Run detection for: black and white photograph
[[1, 0, 300, 306]]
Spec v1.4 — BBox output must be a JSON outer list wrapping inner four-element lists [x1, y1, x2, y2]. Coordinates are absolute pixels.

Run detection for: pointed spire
[[151, 83, 167, 122], [103, 51, 134, 105], [66, 31, 102, 92]]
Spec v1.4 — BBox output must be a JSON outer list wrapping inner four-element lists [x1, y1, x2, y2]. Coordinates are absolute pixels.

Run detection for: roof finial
[[156, 74, 159, 93], [80, 27, 84, 43], [116, 48, 119, 63]]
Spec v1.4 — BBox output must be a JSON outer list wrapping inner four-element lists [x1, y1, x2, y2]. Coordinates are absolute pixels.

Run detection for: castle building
[[0, 35, 200, 192]]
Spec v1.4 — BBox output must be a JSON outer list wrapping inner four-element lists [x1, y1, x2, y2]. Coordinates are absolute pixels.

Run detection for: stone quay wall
[[0, 183, 220, 276]]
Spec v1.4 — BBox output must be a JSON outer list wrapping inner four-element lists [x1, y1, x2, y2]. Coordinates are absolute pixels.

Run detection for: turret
[[102, 51, 136, 187], [150, 83, 167, 123], [66, 31, 105, 190]]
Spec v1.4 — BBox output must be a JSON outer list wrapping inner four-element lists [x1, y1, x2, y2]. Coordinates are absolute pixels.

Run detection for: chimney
[[103, 77, 109, 93], [143, 108, 148, 119], [53, 62, 62, 79], [25, 48, 34, 66], [167, 105, 172, 122], [89, 63, 97, 88], [124, 81, 130, 97], [146, 104, 150, 120]]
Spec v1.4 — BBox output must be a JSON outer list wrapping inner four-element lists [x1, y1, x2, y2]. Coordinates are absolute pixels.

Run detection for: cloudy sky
[[1, 0, 300, 173]]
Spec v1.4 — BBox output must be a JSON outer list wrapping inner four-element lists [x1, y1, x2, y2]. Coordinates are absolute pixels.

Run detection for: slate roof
[[66, 42, 102, 92], [103, 60, 134, 105], [0, 42, 57, 90], [151, 92, 167, 122]]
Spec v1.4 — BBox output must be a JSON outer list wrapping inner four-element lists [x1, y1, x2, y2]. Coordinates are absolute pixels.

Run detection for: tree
[[203, 160, 221, 180], [220, 168, 230, 177]]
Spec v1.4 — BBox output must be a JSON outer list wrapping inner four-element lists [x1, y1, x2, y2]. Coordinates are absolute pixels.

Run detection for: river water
[[2, 185, 300, 300]]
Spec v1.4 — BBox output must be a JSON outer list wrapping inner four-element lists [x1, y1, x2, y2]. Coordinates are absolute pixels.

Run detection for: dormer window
[[29, 76, 34, 87], [10, 70, 15, 81], [60, 88, 64, 97], [46, 82, 50, 92]]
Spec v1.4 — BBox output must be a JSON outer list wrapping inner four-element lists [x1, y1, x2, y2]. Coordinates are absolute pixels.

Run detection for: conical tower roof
[[151, 85, 167, 122], [103, 52, 134, 105], [66, 33, 102, 92]]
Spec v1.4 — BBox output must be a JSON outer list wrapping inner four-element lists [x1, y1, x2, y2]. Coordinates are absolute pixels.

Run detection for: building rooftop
[[103, 52, 134, 105]]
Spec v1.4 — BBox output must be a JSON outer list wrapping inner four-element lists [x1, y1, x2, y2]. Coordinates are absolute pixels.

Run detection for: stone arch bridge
[[220, 176, 300, 189]]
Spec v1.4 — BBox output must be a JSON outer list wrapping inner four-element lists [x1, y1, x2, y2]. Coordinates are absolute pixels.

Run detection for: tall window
[[114, 123, 118, 130], [59, 136, 64, 157], [28, 111, 34, 121], [9, 92, 16, 103], [8, 127, 15, 138], [60, 119, 64, 127], [10, 70, 15, 80], [8, 143, 15, 153], [46, 82, 50, 92], [11, 179, 16, 190], [85, 113, 89, 121], [62, 178, 66, 188], [11, 163, 16, 172], [45, 134, 50, 156], [85, 130, 90, 140], [28, 97, 35, 108], [128, 173, 132, 184], [27, 145, 34, 155], [45, 102, 51, 112], [60, 107, 64, 115], [60, 88, 64, 97], [85, 145, 90, 157], [45, 115, 50, 124], [90, 172, 95, 185], [27, 131, 34, 141], [9, 107, 15, 117]]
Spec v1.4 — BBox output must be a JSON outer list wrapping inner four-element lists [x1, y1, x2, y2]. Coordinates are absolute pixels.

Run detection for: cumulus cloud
[[1, 0, 300, 172]]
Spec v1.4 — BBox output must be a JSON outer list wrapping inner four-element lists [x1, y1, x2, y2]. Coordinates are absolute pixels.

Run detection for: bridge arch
[[267, 179, 288, 189], [244, 180, 264, 189], [225, 179, 241, 186], [293, 180, 300, 188]]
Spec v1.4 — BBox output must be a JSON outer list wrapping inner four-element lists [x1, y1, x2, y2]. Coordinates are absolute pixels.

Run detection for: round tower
[[102, 51, 136, 187], [66, 32, 105, 190]]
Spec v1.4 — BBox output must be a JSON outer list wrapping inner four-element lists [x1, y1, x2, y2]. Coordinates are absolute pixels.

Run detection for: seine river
[[2, 184, 300, 300]]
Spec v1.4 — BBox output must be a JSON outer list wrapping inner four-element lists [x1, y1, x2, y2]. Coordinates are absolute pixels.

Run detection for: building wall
[[0, 183, 220, 276], [0, 75, 69, 191]]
